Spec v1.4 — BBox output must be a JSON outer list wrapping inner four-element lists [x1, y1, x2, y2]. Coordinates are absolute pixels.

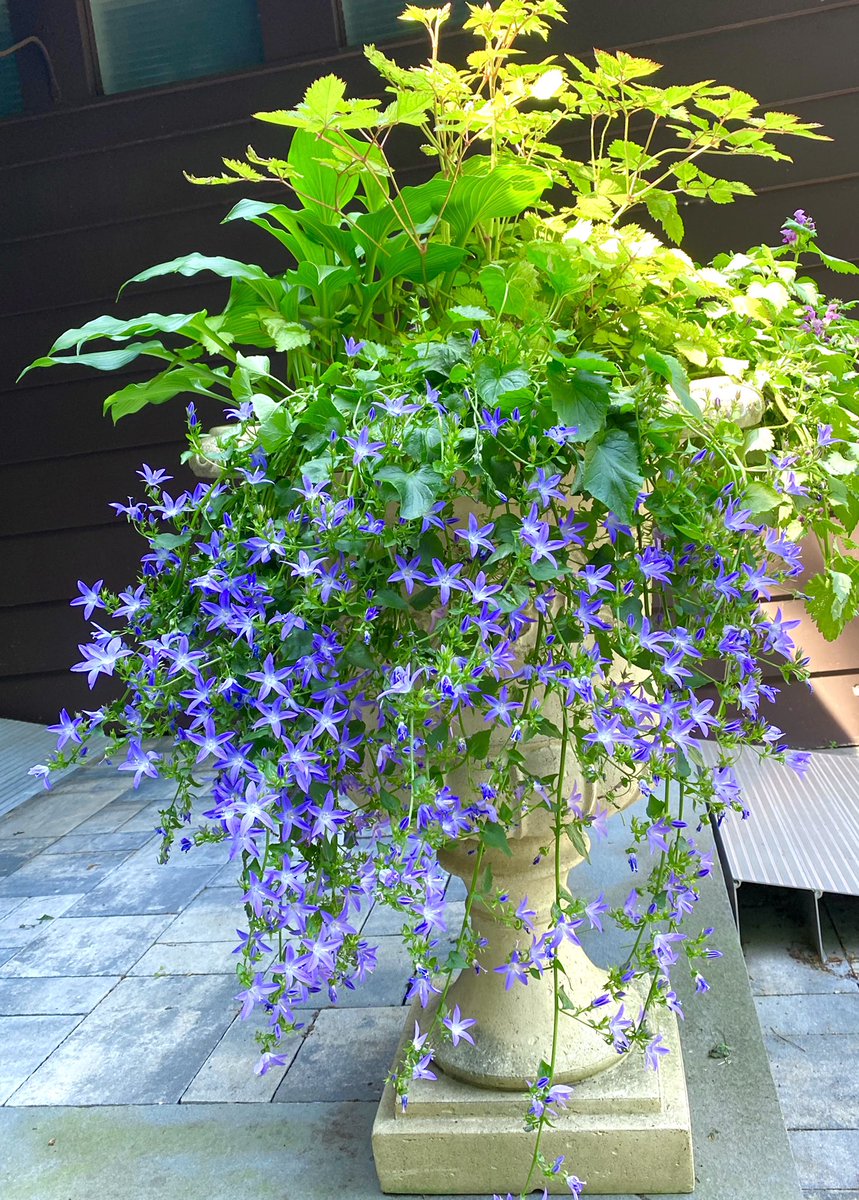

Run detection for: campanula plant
[[27, 2, 859, 1194]]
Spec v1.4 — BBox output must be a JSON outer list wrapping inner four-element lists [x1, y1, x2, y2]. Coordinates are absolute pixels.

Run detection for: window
[[340, 0, 466, 47], [0, 0, 23, 116], [88, 0, 264, 95]]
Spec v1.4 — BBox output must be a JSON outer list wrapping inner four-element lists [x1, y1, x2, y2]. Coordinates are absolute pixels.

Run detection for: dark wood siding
[[2, 1, 858, 742]]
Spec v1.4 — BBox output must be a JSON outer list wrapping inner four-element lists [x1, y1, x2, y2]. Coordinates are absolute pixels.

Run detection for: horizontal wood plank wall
[[1, 0, 858, 743]]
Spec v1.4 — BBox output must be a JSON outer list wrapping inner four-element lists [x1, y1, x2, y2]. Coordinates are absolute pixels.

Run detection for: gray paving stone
[[0, 896, 27, 922], [71, 796, 152, 833], [764, 1032, 859, 1131], [0, 790, 121, 839], [8, 975, 238, 1106], [803, 1192, 859, 1200], [0, 851, 133, 898], [0, 948, 19, 967], [0, 895, 85, 950], [0, 976, 120, 1016], [273, 1006, 406, 1102], [66, 861, 217, 918], [181, 1011, 308, 1103], [443, 873, 468, 902], [0, 839, 56, 877], [0, 914, 171, 977], [44, 831, 153, 854], [0, 1015, 82, 1103], [0, 1102, 434, 1200], [113, 802, 171, 833], [293, 935, 411, 1009], [790, 1131, 859, 1190], [161, 888, 244, 943], [207, 859, 243, 887], [756, 993, 859, 1037], [129, 941, 238, 976]]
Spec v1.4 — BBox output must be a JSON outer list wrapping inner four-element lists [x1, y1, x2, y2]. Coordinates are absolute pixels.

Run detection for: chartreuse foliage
[[26, 4, 859, 1197]]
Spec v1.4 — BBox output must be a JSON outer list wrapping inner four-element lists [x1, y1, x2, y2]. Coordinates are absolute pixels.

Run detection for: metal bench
[[702, 743, 859, 961]]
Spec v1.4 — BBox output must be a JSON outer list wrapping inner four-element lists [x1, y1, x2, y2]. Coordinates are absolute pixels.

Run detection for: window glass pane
[[341, 0, 466, 47], [0, 0, 24, 117], [89, 0, 264, 95]]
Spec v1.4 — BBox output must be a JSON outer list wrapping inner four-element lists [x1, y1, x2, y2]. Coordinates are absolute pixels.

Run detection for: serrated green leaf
[[644, 189, 684, 244], [546, 364, 610, 440], [817, 249, 859, 276], [261, 317, 311, 352], [474, 361, 530, 406], [744, 482, 781, 513], [581, 428, 643, 522], [374, 465, 444, 520]]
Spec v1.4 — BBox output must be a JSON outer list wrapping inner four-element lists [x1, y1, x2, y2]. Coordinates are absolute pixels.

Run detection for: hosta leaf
[[104, 365, 217, 423], [122, 254, 271, 293], [49, 312, 206, 354], [23, 341, 171, 377]]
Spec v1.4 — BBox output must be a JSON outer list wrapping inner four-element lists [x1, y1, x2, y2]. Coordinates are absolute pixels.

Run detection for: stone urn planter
[[373, 709, 695, 1196]]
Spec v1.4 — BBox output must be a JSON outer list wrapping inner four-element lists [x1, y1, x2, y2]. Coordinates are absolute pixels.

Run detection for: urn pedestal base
[[372, 998, 694, 1196]]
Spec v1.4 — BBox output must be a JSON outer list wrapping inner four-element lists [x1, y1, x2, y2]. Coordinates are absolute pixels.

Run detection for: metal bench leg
[[809, 889, 826, 963]]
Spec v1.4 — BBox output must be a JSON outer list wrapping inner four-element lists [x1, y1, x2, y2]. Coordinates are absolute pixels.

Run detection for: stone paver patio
[[0, 755, 856, 1199]]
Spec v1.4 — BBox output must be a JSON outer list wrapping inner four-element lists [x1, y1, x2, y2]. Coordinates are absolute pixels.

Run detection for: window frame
[[5, 0, 348, 115]]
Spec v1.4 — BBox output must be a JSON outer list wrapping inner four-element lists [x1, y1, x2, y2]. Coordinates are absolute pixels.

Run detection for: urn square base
[[372, 1001, 694, 1195]]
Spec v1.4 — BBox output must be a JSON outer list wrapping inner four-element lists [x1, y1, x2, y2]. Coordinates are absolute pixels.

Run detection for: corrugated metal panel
[[702, 742, 859, 897]]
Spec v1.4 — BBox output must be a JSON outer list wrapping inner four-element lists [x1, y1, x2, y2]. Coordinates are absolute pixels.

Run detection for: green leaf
[[743, 482, 781, 514], [377, 241, 466, 286], [474, 361, 530, 406], [643, 348, 702, 417], [546, 363, 610, 440], [151, 531, 191, 550], [23, 341, 171, 378], [376, 588, 410, 611], [816, 249, 859, 276], [288, 128, 360, 218], [104, 366, 215, 422], [467, 728, 492, 759], [373, 465, 444, 520], [49, 312, 206, 354], [261, 317, 311, 352], [805, 568, 858, 641], [644, 189, 684, 244], [444, 161, 551, 243], [564, 352, 619, 376], [480, 822, 513, 857], [581, 428, 643, 522], [300, 75, 348, 125], [122, 254, 271, 293], [478, 261, 540, 320], [823, 450, 858, 477]]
